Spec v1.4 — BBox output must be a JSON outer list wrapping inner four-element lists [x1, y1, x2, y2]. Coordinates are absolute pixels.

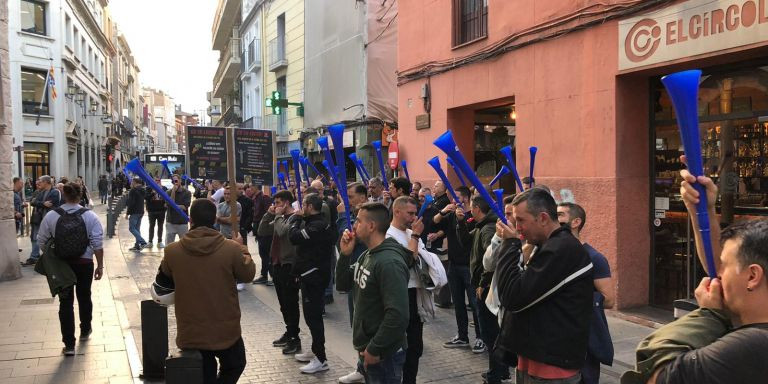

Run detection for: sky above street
[[109, 0, 219, 120]]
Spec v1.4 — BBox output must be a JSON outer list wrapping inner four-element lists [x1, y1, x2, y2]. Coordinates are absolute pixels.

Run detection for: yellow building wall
[[262, 0, 304, 141]]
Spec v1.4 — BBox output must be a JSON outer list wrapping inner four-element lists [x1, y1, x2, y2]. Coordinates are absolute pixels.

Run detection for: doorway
[[23, 142, 50, 182], [474, 104, 518, 193]]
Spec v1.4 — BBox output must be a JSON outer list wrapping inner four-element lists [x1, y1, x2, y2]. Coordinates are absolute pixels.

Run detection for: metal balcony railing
[[268, 36, 287, 71], [213, 38, 241, 91], [264, 114, 288, 138]]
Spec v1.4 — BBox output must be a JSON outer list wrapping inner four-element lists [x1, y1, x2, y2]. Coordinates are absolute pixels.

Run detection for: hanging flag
[[48, 65, 57, 100]]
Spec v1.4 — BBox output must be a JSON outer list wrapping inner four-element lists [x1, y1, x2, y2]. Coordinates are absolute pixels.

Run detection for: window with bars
[[453, 0, 488, 47]]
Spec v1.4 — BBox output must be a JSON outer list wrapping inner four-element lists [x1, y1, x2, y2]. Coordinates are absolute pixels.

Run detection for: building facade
[[303, 0, 398, 182], [239, 0, 264, 130], [110, 29, 142, 164], [212, 0, 242, 128], [141, 87, 177, 153], [262, 0, 304, 160], [397, 0, 768, 313], [10, 0, 116, 191]]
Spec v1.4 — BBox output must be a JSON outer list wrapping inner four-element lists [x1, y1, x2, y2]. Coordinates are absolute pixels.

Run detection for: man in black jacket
[[145, 177, 167, 248], [125, 177, 147, 251], [24, 175, 61, 265], [495, 188, 593, 384], [237, 183, 254, 251], [287, 193, 335, 374]]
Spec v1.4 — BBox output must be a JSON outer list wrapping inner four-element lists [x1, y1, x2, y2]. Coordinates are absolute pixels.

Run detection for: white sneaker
[[236, 283, 245, 291], [294, 351, 315, 362], [338, 370, 365, 383], [157, 242, 165, 248], [299, 357, 329, 374]]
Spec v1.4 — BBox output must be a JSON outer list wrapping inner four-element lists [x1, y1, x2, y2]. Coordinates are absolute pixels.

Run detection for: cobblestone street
[[2, 203, 653, 383]]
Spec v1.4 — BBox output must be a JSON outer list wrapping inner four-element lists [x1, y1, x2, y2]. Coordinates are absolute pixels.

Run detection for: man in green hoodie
[[340, 202, 410, 384]]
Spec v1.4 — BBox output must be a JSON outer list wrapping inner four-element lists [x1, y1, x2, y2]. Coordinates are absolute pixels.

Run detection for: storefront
[[23, 142, 50, 181], [397, 0, 768, 313]]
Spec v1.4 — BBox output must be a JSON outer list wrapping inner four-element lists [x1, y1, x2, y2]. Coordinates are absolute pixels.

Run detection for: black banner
[[187, 126, 228, 181], [234, 128, 275, 186]]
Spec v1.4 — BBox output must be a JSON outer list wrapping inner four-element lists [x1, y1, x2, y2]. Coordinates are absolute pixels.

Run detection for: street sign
[[186, 126, 228, 181], [234, 128, 275, 186]]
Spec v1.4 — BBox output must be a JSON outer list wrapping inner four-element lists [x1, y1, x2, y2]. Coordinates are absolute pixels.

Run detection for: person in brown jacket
[[160, 199, 256, 384]]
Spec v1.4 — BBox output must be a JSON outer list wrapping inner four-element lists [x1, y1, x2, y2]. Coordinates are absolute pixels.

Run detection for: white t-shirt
[[210, 187, 225, 203]]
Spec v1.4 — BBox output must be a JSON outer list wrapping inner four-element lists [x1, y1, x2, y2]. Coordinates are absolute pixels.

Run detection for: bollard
[[140, 300, 168, 379], [165, 349, 203, 384], [106, 209, 114, 238]]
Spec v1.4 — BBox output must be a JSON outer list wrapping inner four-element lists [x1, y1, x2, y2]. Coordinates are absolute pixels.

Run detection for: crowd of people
[[17, 161, 768, 384]]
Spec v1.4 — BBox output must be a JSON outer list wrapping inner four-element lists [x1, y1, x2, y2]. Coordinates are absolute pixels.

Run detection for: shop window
[[21, 68, 49, 115], [453, 0, 488, 47], [651, 64, 768, 309], [20, 0, 46, 36]]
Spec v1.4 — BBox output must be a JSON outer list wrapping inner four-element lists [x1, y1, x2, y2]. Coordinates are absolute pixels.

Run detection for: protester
[[621, 169, 768, 384], [494, 188, 593, 384], [410, 182, 422, 201], [418, 187, 431, 207], [159, 199, 255, 384], [287, 193, 335, 373], [25, 175, 61, 265], [145, 177, 168, 248], [251, 185, 273, 285], [557, 202, 615, 384], [339, 202, 410, 384], [125, 177, 147, 251], [368, 177, 385, 203], [37, 182, 104, 356], [207, 180, 225, 203], [165, 174, 191, 245], [387, 196, 447, 384], [257, 190, 301, 354], [13, 177, 25, 235], [98, 175, 109, 204], [216, 187, 242, 240]]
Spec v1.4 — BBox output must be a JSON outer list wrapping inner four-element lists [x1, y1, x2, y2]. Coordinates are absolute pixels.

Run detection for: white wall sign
[[619, 0, 768, 70]]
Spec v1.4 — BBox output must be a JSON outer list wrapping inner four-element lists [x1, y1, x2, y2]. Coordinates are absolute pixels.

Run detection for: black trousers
[[238, 228, 250, 252], [271, 264, 300, 338], [59, 263, 94, 348], [147, 211, 165, 243], [402, 288, 424, 384], [255, 235, 272, 278], [300, 273, 329, 362], [200, 337, 246, 384], [478, 288, 510, 382]]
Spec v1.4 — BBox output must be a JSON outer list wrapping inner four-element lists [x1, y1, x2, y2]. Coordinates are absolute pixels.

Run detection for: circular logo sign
[[625, 18, 662, 63], [654, 218, 662, 227]]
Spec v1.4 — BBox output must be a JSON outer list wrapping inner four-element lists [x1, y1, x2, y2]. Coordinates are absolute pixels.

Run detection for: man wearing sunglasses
[[165, 175, 192, 245]]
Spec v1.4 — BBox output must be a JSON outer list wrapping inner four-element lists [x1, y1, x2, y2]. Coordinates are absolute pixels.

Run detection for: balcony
[[218, 104, 242, 127], [264, 114, 288, 139], [212, 37, 241, 98], [247, 39, 261, 72], [268, 36, 288, 72], [212, 0, 241, 49], [241, 116, 262, 129]]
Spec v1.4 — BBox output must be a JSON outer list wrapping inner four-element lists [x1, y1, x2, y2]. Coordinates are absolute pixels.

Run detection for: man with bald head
[[310, 179, 324, 191]]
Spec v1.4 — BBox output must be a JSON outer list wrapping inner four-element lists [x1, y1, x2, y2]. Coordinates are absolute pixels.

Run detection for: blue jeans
[[128, 214, 146, 248], [358, 348, 406, 384], [29, 225, 40, 260], [449, 264, 481, 340]]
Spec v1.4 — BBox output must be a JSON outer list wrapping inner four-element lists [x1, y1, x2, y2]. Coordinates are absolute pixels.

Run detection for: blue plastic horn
[[349, 153, 367, 182], [299, 156, 311, 185], [356, 158, 371, 181], [418, 194, 433, 218], [529, 146, 538, 189], [278, 172, 288, 190], [427, 156, 462, 207], [290, 149, 303, 208], [662, 69, 716, 278], [319, 133, 352, 229], [371, 140, 389, 190], [490, 165, 510, 187], [125, 158, 188, 222], [445, 157, 467, 187], [305, 159, 323, 179], [160, 159, 173, 178], [433, 131, 506, 223], [499, 145, 524, 191], [281, 160, 292, 186], [494, 189, 505, 217], [401, 160, 411, 181], [270, 186, 277, 196], [182, 174, 204, 190], [329, 124, 353, 228]]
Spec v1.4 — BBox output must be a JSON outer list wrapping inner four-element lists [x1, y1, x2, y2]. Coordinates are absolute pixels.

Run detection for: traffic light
[[105, 144, 114, 172], [265, 91, 288, 115]]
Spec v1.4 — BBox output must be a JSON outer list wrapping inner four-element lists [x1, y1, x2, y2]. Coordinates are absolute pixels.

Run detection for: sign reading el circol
[[619, 0, 768, 70]]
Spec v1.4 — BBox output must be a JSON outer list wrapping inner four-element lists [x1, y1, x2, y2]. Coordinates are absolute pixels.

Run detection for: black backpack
[[53, 208, 90, 260]]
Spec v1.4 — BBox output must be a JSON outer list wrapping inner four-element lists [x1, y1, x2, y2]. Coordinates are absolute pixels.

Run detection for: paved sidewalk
[[3, 203, 137, 384]]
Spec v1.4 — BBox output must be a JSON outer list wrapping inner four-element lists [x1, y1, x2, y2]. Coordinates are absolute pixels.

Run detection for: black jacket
[[439, 210, 473, 266], [423, 193, 451, 253], [238, 194, 254, 232], [494, 226, 594, 370], [126, 186, 146, 215], [145, 187, 168, 213], [465, 211, 497, 288], [287, 213, 334, 283], [166, 186, 191, 224]]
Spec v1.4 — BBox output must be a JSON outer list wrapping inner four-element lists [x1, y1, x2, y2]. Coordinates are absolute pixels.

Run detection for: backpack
[[53, 208, 90, 260]]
